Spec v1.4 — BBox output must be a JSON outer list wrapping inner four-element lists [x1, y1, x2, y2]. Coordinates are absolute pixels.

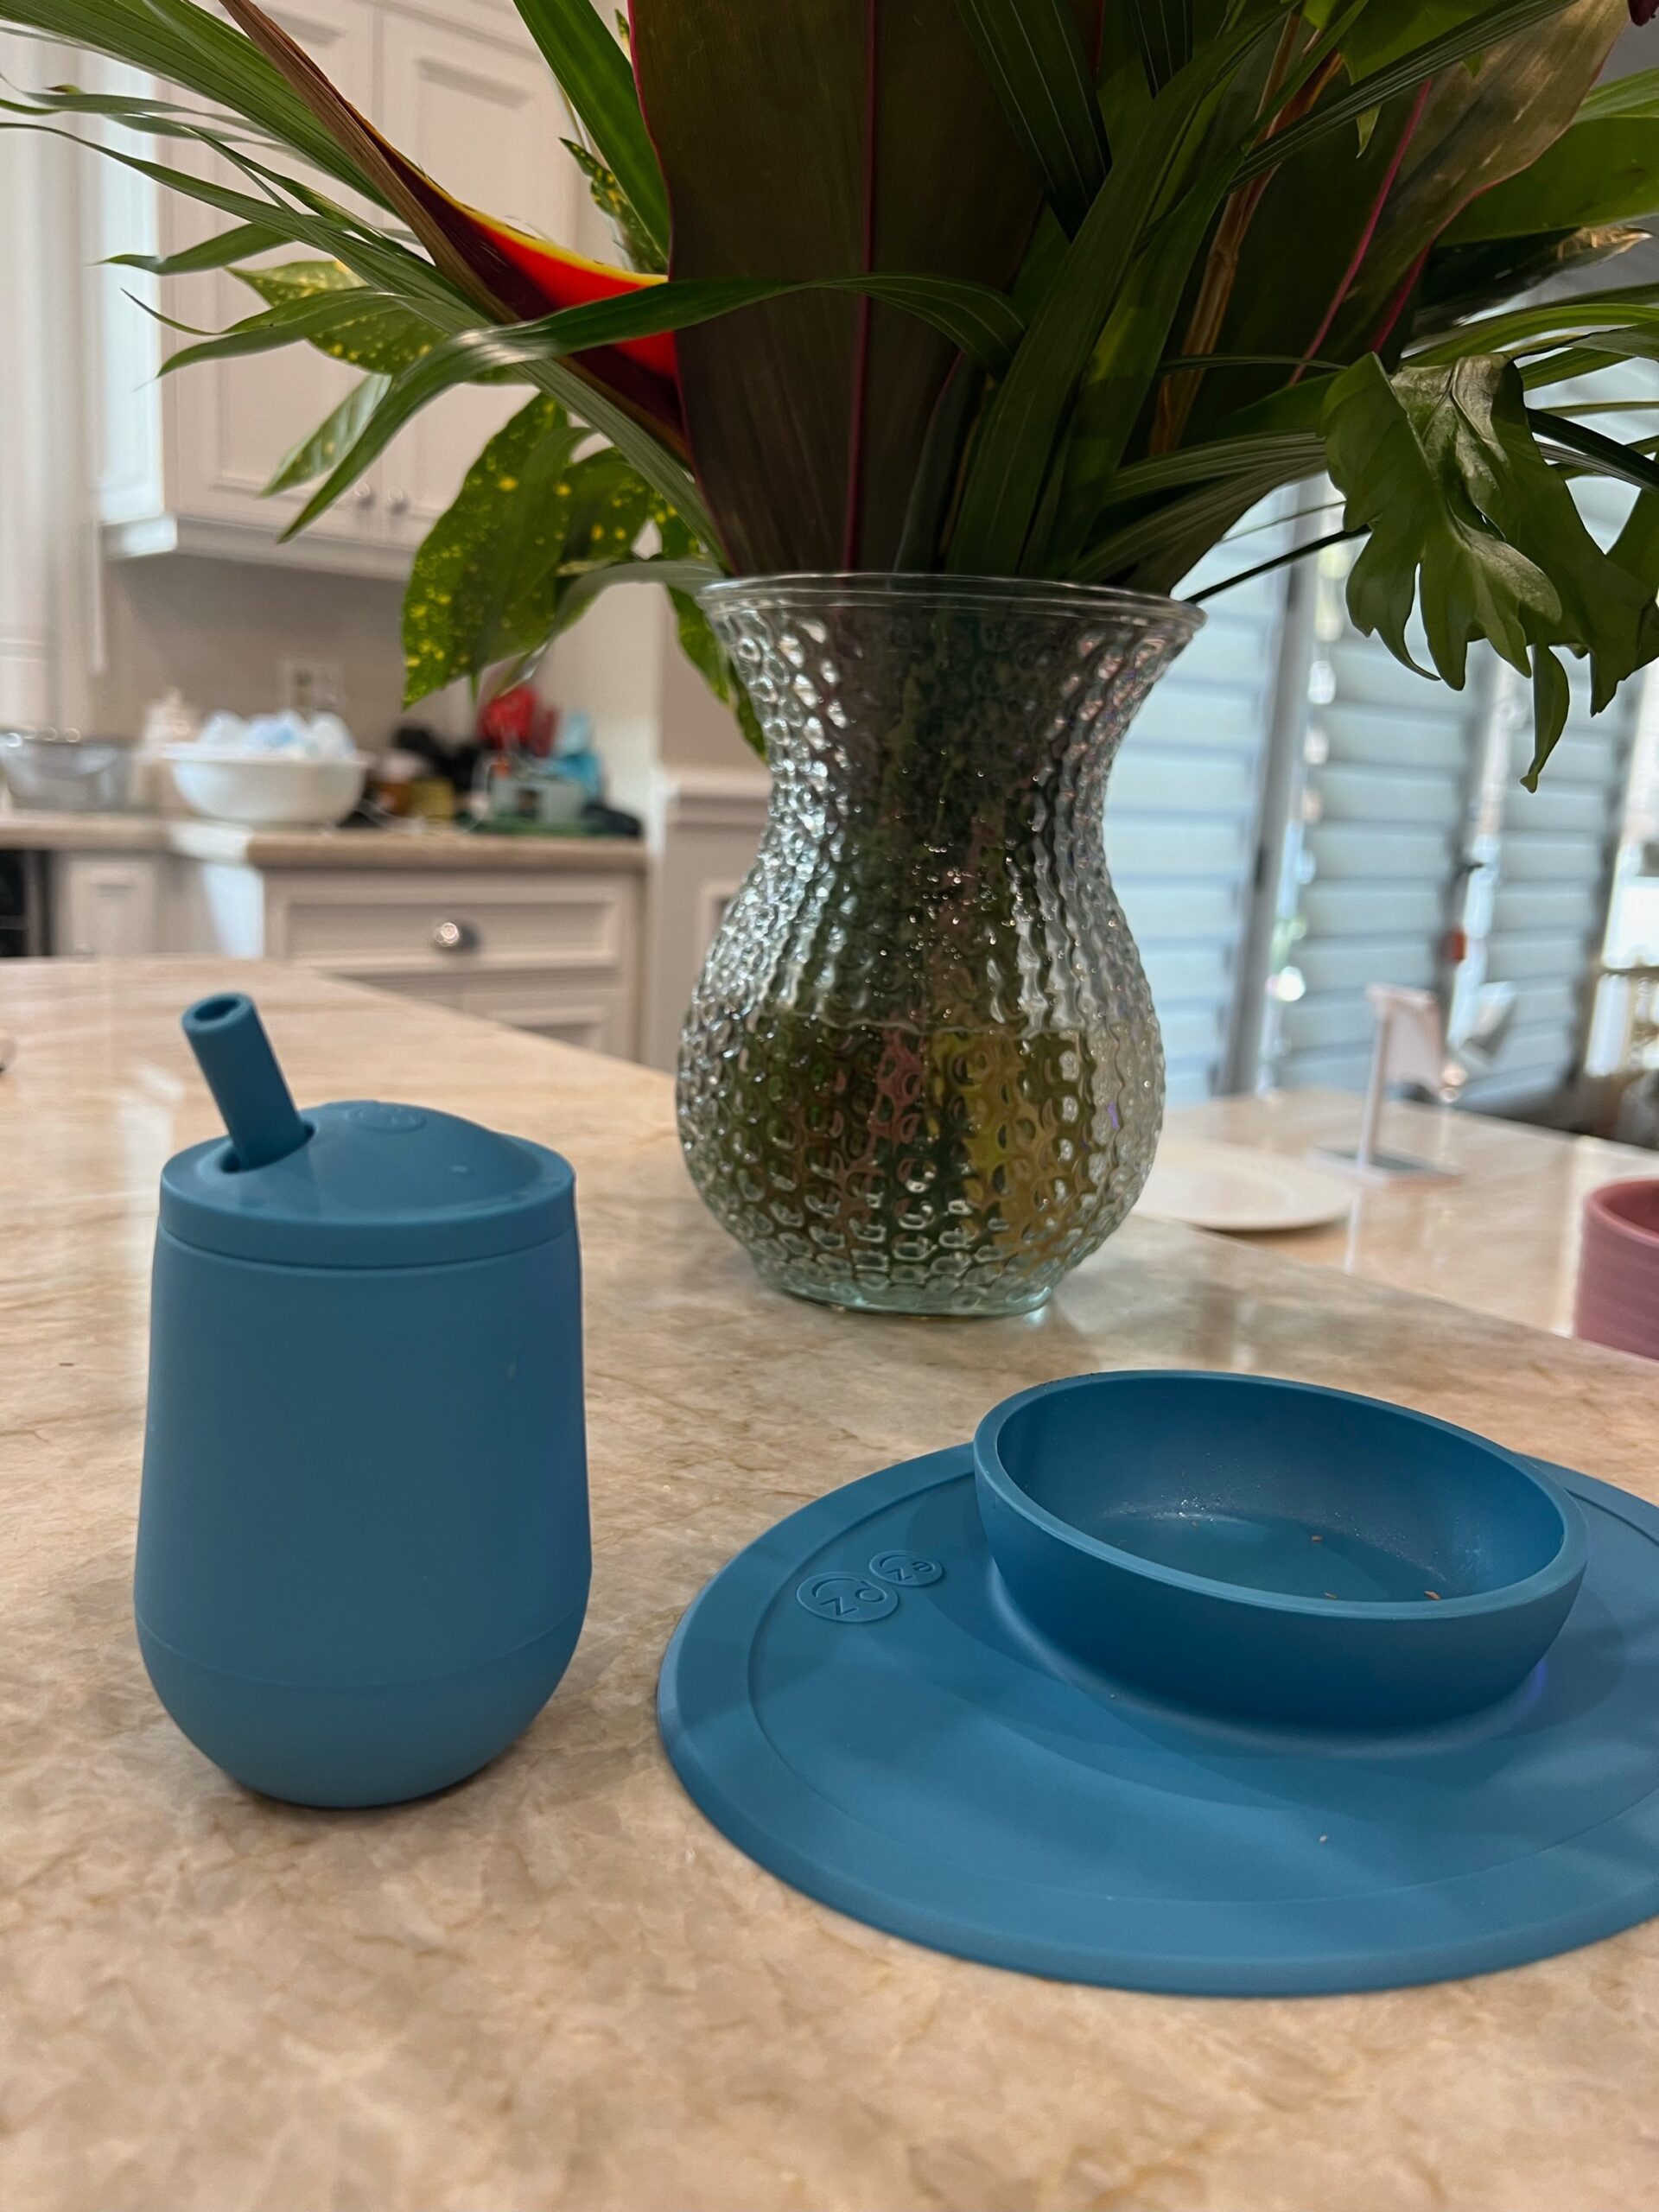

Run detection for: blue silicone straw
[[181, 993, 309, 1170]]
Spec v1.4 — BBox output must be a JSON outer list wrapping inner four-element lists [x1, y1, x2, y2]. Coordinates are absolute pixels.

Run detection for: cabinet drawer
[[338, 964, 636, 1058], [460, 970, 636, 1058], [51, 854, 163, 958], [269, 871, 634, 971]]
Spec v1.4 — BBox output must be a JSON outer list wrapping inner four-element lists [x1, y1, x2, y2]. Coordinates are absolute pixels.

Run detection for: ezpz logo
[[795, 1552, 945, 1624]]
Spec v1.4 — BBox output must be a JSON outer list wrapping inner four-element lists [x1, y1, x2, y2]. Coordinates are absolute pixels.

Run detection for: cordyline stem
[[1289, 76, 1433, 384], [1150, 31, 1340, 454]]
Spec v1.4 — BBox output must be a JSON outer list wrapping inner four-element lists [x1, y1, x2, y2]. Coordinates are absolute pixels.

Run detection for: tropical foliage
[[5, 0, 1659, 783]]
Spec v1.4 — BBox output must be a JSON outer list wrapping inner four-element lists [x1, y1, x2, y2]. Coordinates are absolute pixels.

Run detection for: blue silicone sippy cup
[[134, 992, 589, 1807]]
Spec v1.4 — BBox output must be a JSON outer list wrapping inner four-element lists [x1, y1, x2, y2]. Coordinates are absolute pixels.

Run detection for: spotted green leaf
[[265, 374, 391, 495]]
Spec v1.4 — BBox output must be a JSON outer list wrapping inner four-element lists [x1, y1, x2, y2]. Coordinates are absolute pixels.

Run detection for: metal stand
[[1311, 986, 1462, 1185]]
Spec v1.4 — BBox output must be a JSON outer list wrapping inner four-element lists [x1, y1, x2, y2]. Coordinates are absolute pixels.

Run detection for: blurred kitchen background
[[1, 3, 1656, 1144]]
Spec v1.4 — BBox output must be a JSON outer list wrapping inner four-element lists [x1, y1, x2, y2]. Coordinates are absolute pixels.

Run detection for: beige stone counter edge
[[0, 807, 647, 871]]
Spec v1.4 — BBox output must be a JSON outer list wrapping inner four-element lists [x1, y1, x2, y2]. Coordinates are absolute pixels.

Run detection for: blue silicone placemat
[[658, 1446, 1659, 1996]]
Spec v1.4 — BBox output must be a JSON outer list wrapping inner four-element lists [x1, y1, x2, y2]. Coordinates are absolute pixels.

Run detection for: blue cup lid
[[161, 1098, 575, 1267]]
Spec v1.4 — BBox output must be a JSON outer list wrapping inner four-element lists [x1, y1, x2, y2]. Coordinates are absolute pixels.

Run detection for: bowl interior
[[989, 1376, 1566, 1605], [1592, 1180, 1659, 1243]]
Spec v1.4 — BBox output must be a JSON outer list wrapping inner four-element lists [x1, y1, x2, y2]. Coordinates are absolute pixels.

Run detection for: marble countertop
[[1166, 1088, 1656, 1336], [5, 960, 1659, 2212], [0, 807, 646, 871]]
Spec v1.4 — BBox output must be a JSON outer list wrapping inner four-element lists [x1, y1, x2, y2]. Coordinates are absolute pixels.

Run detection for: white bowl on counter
[[162, 747, 370, 830]]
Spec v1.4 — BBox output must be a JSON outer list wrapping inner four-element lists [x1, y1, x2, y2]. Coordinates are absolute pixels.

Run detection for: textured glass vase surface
[[677, 575, 1202, 1317]]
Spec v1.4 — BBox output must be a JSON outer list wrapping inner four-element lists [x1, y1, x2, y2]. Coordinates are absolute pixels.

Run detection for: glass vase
[[677, 575, 1202, 1317]]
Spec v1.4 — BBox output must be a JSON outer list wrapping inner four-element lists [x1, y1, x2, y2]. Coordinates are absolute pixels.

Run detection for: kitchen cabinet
[[95, 0, 578, 577], [258, 865, 642, 1054], [29, 833, 644, 1055], [50, 852, 163, 958]]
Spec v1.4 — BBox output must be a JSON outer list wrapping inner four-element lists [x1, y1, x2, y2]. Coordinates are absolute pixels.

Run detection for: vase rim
[[699, 571, 1205, 634]]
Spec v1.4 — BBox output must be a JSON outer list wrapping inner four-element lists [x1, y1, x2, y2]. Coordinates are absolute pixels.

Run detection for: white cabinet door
[[52, 855, 163, 958], [157, 0, 384, 548], [374, 12, 576, 543]]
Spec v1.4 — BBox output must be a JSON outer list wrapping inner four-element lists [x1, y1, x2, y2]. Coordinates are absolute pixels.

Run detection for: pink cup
[[1575, 1179, 1659, 1363]]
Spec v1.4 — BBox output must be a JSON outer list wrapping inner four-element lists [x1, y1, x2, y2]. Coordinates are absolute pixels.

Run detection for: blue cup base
[[137, 1604, 586, 1808]]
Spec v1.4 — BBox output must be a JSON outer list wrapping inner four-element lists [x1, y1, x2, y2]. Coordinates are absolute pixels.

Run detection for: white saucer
[[1137, 1138, 1354, 1234]]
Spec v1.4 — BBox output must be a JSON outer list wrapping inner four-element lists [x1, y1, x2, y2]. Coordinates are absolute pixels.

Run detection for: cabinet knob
[[352, 483, 377, 508], [431, 918, 477, 954], [386, 490, 410, 517]]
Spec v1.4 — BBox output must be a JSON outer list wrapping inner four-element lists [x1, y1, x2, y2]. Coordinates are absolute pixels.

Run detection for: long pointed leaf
[[632, 0, 1099, 571], [948, 21, 1262, 575], [281, 267, 1030, 543], [1129, 0, 1193, 95], [110, 219, 285, 276], [1232, 0, 1586, 187], [1444, 115, 1659, 244], [951, 0, 1110, 236], [1105, 428, 1328, 503], [0, 0, 383, 198], [398, 271, 1026, 377], [1072, 463, 1306, 582], [266, 374, 391, 493], [1529, 408, 1659, 494], [2, 120, 466, 311], [160, 289, 436, 374], [515, 0, 668, 262], [214, 0, 681, 434]]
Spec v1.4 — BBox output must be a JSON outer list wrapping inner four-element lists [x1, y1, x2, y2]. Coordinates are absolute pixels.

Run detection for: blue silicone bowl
[[974, 1371, 1586, 1729]]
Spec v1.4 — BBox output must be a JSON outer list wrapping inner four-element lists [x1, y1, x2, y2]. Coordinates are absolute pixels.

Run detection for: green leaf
[[22, 124, 470, 315], [1072, 462, 1304, 585], [401, 397, 722, 709], [951, 0, 1110, 236], [402, 397, 599, 702], [513, 0, 670, 264], [108, 221, 287, 276], [233, 261, 444, 375], [0, 0, 383, 200], [1529, 407, 1659, 493], [1527, 644, 1571, 788], [1036, 179, 1221, 570], [1304, 0, 1508, 80], [281, 313, 712, 543], [1413, 226, 1648, 338], [162, 288, 441, 378], [1327, 355, 1554, 683], [1444, 118, 1659, 243], [630, 0, 1100, 571], [669, 590, 766, 760], [1411, 284, 1659, 364], [1579, 61, 1659, 124], [433, 270, 1027, 377], [264, 374, 391, 494], [233, 257, 361, 307], [562, 139, 665, 275], [1102, 427, 1330, 504], [1611, 486, 1659, 583], [1233, 0, 1591, 188], [947, 20, 1262, 575], [1322, 352, 1659, 743], [656, 512, 764, 757], [1128, 0, 1192, 94], [279, 273, 1026, 543]]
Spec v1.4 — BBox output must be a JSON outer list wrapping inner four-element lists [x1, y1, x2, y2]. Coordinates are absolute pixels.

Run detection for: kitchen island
[[3, 960, 1658, 2212], [1162, 1086, 1656, 1336]]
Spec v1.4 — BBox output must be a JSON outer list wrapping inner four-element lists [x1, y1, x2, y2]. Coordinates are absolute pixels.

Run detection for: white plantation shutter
[[1266, 580, 1489, 1090], [1106, 503, 1296, 1103]]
